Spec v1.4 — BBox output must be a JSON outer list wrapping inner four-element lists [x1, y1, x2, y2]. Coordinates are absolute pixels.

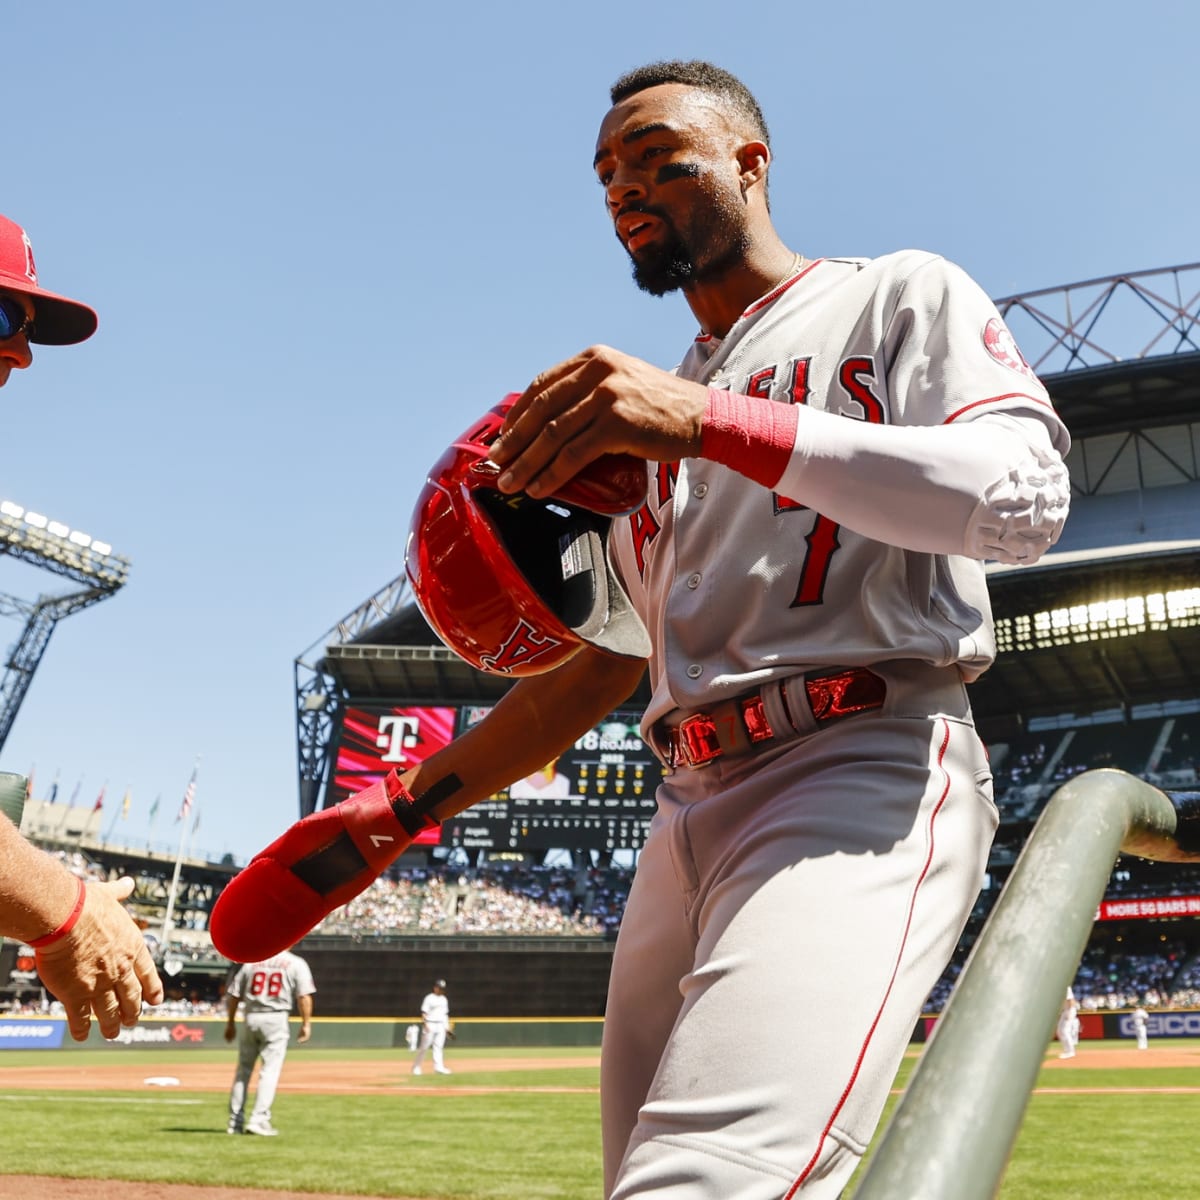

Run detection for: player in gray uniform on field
[[224, 948, 315, 1136]]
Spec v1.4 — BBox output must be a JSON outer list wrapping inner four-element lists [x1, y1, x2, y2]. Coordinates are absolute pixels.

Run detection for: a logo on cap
[[20, 229, 37, 285]]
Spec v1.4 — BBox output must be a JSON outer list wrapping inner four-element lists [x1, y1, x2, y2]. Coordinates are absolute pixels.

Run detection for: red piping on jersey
[[943, 392, 1057, 423], [783, 719, 955, 1198], [694, 259, 825, 343]]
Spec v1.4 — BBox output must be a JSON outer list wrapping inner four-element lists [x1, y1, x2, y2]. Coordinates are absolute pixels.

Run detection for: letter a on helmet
[[405, 395, 651, 677]]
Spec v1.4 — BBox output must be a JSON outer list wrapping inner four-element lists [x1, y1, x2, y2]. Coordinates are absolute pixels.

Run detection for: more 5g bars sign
[[1096, 895, 1200, 920]]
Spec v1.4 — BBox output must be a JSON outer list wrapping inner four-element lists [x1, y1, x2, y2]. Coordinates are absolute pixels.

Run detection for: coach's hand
[[490, 346, 707, 498], [36, 878, 164, 1042]]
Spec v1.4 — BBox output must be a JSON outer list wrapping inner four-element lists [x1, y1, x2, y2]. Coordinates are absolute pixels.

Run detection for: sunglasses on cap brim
[[0, 295, 34, 341]]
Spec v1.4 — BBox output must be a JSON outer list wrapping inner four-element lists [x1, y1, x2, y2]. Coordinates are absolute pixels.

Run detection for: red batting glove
[[209, 772, 438, 962]]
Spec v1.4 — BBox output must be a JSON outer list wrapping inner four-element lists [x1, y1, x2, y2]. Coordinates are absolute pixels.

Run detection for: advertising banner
[[330, 704, 457, 843], [1096, 895, 1200, 920], [0, 1019, 66, 1050]]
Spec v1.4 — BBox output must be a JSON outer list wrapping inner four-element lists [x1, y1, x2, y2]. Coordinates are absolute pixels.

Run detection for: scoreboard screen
[[332, 703, 665, 852]]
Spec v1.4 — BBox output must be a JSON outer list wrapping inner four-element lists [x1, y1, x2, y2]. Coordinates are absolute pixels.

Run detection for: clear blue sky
[[2, 1, 1196, 863]]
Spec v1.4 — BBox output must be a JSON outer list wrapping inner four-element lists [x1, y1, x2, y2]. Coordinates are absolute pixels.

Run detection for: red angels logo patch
[[983, 317, 1038, 382], [479, 618, 564, 674]]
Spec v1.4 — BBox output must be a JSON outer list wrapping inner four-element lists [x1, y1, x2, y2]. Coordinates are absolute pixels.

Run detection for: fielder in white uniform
[[1132, 1003, 1149, 1050], [1056, 987, 1080, 1059], [412, 978, 452, 1075], [224, 949, 315, 1136]]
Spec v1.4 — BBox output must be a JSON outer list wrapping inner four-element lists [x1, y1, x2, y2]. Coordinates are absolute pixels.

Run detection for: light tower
[[0, 500, 129, 752]]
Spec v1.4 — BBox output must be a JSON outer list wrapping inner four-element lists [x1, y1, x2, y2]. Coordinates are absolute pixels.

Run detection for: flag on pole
[[177, 766, 197, 823], [149, 794, 160, 821], [122, 789, 132, 819], [69, 779, 82, 807], [47, 772, 59, 804], [25, 767, 34, 802], [191, 808, 201, 835], [93, 784, 106, 813]]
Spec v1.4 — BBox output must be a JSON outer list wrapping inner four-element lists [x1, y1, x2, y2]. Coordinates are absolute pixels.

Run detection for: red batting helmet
[[405, 394, 651, 677]]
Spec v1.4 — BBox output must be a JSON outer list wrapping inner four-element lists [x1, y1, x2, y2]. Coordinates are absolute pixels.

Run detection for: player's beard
[[624, 196, 751, 297]]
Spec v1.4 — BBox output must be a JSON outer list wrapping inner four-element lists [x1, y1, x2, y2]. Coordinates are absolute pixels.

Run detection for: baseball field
[[0, 1039, 1197, 1199]]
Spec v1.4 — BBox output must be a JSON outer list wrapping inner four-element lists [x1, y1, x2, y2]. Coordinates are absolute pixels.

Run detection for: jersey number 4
[[753, 357, 886, 606]]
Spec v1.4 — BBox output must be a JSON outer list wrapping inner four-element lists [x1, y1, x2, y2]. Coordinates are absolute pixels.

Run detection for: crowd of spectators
[[315, 862, 635, 939], [994, 711, 1200, 820], [47, 847, 109, 883], [921, 943, 1200, 1015], [1072, 940, 1193, 1009]]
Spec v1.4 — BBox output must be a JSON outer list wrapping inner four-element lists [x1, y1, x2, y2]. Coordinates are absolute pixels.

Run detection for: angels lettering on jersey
[[625, 296, 1048, 612], [628, 351, 887, 609]]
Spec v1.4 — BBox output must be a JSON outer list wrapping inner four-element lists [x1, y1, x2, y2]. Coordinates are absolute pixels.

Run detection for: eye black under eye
[[655, 162, 701, 183]]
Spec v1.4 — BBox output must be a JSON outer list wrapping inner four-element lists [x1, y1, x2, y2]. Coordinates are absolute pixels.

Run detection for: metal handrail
[[851, 769, 1200, 1199]]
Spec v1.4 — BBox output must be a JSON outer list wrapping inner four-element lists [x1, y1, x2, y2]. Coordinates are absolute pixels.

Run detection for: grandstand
[[9, 263, 1200, 1024]]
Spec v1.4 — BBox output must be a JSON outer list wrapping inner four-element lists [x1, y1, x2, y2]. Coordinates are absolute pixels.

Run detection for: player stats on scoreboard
[[330, 703, 664, 852], [444, 707, 664, 852]]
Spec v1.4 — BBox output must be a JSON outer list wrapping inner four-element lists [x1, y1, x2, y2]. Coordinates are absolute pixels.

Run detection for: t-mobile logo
[[376, 715, 420, 763]]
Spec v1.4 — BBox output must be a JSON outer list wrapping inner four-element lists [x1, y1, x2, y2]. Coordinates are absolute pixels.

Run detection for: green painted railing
[[851, 769, 1200, 1200]]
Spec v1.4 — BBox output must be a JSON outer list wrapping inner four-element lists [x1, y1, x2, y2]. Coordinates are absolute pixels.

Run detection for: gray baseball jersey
[[601, 250, 1066, 1198], [609, 250, 1070, 734], [228, 951, 315, 1014]]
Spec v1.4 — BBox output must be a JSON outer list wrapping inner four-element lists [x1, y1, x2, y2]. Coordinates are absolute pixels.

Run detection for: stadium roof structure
[[0, 501, 130, 754], [295, 263, 1200, 815]]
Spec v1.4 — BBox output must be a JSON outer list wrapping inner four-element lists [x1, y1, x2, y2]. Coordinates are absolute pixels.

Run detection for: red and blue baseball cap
[[0, 214, 97, 345]]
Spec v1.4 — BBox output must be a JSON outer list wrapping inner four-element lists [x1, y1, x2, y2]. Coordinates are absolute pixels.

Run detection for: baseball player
[[1057, 987, 1080, 1059], [0, 213, 162, 1042], [1132, 1002, 1149, 1050], [213, 60, 1069, 1198], [224, 948, 315, 1136], [411, 979, 452, 1075]]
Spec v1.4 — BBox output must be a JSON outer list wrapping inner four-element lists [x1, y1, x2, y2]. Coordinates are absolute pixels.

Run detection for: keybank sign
[[0, 1020, 66, 1049]]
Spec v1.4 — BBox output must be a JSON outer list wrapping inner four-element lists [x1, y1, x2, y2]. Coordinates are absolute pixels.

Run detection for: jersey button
[[687, 573, 702, 589], [693, 483, 708, 499], [686, 663, 703, 679]]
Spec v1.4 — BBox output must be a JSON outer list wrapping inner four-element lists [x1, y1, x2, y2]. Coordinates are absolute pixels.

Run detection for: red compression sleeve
[[699, 388, 798, 488]]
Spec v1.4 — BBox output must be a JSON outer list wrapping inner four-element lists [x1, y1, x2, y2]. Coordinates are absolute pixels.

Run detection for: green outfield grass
[[0, 1041, 1196, 1197]]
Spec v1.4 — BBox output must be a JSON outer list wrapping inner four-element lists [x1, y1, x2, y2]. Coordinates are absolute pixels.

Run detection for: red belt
[[656, 667, 887, 770]]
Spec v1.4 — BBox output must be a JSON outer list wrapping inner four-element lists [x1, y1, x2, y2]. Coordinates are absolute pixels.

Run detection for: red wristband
[[30, 876, 87, 949], [699, 388, 798, 488]]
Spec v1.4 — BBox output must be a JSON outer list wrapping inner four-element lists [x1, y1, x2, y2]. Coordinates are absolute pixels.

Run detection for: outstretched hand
[[35, 877, 164, 1043], [489, 346, 707, 498]]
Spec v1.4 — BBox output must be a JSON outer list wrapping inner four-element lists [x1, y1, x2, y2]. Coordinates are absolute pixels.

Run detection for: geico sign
[[1119, 1013, 1200, 1037]]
